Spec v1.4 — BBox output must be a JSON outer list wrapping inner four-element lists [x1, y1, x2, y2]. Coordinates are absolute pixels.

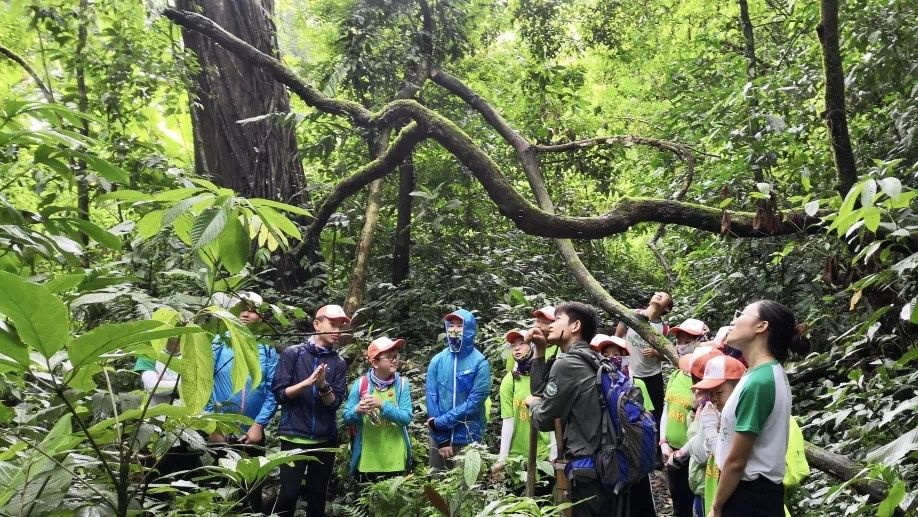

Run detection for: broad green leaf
[[190, 207, 229, 251], [69, 320, 164, 369], [205, 307, 260, 392], [865, 427, 918, 466], [44, 274, 85, 293], [177, 331, 215, 413], [838, 181, 865, 218], [0, 329, 27, 368], [89, 403, 192, 436], [218, 216, 250, 274], [70, 150, 130, 184], [69, 218, 122, 250], [862, 207, 882, 233], [249, 198, 312, 217], [462, 448, 482, 487], [162, 193, 212, 226], [877, 480, 906, 517], [804, 200, 819, 217], [860, 178, 877, 207], [878, 177, 902, 201], [173, 212, 195, 245], [188, 178, 222, 193], [0, 272, 70, 358], [150, 307, 181, 354], [136, 209, 164, 240], [255, 205, 300, 241]]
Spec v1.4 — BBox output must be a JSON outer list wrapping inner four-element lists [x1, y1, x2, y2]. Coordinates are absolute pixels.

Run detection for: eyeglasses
[[733, 310, 759, 321], [376, 354, 401, 362]]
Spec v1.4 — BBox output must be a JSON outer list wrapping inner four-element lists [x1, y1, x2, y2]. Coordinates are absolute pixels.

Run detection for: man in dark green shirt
[[526, 302, 618, 516]]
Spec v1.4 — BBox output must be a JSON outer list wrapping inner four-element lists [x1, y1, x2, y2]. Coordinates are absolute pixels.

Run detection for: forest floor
[[652, 469, 675, 516]]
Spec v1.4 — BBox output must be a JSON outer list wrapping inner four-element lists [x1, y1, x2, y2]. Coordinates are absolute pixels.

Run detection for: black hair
[[555, 302, 599, 343], [752, 300, 811, 363]]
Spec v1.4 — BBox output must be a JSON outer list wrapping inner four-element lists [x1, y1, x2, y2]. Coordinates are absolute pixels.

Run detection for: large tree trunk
[[392, 154, 415, 285], [177, 0, 308, 289]]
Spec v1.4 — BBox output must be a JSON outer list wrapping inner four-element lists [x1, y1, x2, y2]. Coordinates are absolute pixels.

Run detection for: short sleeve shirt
[[715, 361, 791, 483], [624, 316, 665, 377]]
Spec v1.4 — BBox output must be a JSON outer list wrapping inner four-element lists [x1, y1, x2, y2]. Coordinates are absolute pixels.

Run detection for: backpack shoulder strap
[[567, 348, 601, 372], [359, 375, 370, 397]]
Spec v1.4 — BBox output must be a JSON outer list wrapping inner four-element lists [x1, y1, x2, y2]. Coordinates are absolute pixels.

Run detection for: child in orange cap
[[343, 337, 414, 483], [589, 333, 656, 413], [660, 319, 709, 516], [690, 355, 747, 517], [491, 330, 554, 483]]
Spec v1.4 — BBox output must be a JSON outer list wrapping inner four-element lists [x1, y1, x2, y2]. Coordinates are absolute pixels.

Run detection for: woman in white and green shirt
[[709, 300, 810, 517]]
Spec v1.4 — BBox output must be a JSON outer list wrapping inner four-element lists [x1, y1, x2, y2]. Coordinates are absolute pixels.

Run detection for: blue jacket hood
[[444, 309, 477, 356]]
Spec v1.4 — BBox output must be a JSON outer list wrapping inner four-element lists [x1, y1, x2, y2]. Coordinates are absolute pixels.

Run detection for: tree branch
[[817, 0, 858, 196], [0, 44, 55, 103]]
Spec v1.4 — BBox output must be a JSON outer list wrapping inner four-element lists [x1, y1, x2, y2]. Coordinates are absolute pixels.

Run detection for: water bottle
[[368, 409, 382, 426]]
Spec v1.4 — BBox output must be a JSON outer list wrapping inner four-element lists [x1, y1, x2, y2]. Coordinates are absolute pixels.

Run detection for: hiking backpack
[[568, 349, 657, 494]]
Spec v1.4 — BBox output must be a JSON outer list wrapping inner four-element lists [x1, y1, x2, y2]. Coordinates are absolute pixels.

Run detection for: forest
[[0, 0, 915, 515]]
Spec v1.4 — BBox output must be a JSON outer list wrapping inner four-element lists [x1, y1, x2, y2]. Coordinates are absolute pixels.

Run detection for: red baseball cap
[[692, 355, 747, 390], [532, 306, 556, 321], [444, 312, 464, 324], [505, 329, 528, 344], [367, 336, 405, 361], [670, 318, 709, 337], [589, 333, 630, 355], [316, 304, 351, 324]]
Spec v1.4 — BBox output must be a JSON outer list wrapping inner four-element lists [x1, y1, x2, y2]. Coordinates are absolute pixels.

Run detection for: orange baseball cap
[[505, 329, 528, 344], [532, 306, 556, 321], [316, 304, 351, 324], [692, 355, 747, 390], [670, 318, 709, 337], [367, 336, 405, 361], [690, 349, 725, 380], [678, 345, 718, 374], [590, 333, 630, 355]]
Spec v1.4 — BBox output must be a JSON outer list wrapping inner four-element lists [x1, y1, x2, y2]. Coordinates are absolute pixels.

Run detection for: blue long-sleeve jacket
[[271, 340, 347, 442], [342, 372, 414, 475], [425, 309, 492, 446], [204, 336, 278, 430]]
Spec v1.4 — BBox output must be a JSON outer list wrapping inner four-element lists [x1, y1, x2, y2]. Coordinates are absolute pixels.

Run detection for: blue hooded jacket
[[204, 335, 278, 431], [425, 309, 492, 446]]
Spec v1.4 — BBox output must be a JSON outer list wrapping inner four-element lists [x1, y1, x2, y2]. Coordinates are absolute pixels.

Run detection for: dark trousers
[[274, 440, 337, 517], [570, 477, 619, 517], [667, 463, 694, 517], [428, 438, 465, 471], [722, 477, 784, 517], [636, 372, 665, 435], [626, 475, 657, 517]]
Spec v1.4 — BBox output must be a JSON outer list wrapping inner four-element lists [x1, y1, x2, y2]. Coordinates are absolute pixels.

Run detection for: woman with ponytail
[[708, 300, 810, 517]]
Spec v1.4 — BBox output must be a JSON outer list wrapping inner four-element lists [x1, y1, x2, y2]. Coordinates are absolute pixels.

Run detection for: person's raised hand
[[241, 423, 264, 444], [528, 328, 548, 353], [315, 363, 327, 385], [641, 347, 659, 358]]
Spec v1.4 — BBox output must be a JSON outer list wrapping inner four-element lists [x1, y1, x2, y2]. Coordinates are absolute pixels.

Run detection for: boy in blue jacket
[[271, 304, 349, 517], [205, 291, 278, 511], [425, 309, 492, 470], [343, 336, 414, 482]]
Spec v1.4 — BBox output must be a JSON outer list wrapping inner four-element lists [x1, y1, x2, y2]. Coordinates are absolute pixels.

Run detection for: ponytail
[[753, 300, 811, 363]]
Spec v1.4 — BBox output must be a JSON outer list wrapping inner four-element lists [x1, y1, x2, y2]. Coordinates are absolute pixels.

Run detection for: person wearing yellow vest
[[661, 319, 710, 517], [681, 346, 724, 517], [491, 330, 554, 483], [343, 337, 414, 483]]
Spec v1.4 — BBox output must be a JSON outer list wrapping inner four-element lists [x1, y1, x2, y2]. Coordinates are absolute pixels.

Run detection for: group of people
[[135, 290, 811, 517]]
